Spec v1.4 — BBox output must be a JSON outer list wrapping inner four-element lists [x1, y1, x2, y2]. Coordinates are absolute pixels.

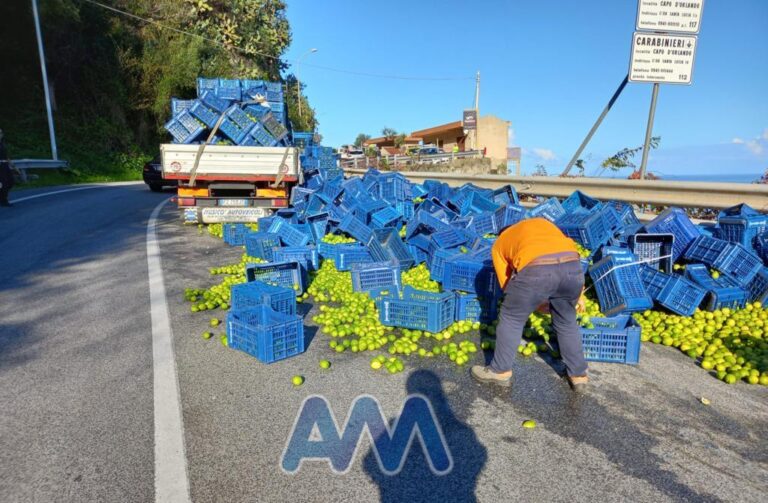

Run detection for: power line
[[80, 0, 473, 82]]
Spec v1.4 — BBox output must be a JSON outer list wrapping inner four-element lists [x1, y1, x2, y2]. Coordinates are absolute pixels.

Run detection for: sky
[[283, 0, 768, 178]]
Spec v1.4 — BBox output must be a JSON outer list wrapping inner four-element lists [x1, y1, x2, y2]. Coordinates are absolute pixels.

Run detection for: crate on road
[[226, 306, 304, 363], [580, 315, 641, 364]]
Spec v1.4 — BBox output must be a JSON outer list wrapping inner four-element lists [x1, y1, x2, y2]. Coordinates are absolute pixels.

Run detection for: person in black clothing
[[0, 129, 14, 207]]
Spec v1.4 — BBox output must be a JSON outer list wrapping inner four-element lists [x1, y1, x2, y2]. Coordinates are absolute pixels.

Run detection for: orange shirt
[[491, 218, 578, 288]]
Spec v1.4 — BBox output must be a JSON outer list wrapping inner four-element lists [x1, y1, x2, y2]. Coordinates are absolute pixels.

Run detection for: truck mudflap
[[183, 207, 273, 224]]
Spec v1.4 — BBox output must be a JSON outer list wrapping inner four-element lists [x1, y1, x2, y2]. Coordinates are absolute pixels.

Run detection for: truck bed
[[161, 144, 299, 181]]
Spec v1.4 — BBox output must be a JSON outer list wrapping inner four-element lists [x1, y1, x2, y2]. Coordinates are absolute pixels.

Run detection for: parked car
[[143, 154, 176, 192]]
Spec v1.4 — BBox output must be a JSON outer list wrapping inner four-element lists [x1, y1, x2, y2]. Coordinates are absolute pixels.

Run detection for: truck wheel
[[149, 183, 163, 192]]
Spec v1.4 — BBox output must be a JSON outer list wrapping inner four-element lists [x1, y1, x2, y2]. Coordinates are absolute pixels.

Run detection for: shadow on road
[[363, 369, 488, 503]]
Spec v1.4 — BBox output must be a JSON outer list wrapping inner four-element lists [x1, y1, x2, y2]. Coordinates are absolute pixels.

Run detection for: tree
[[533, 164, 548, 176], [382, 127, 397, 139], [394, 133, 407, 148], [601, 136, 661, 171], [354, 133, 371, 147], [283, 74, 317, 132]]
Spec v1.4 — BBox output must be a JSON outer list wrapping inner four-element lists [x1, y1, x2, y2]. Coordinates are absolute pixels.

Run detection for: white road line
[[147, 198, 191, 503], [10, 181, 141, 203]]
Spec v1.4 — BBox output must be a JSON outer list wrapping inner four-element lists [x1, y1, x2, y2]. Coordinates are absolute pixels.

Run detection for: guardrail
[[11, 159, 69, 182], [342, 168, 768, 211], [340, 150, 482, 170]]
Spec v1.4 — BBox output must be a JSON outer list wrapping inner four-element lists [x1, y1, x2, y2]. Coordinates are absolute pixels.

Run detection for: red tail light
[[272, 198, 289, 207], [178, 197, 196, 207]]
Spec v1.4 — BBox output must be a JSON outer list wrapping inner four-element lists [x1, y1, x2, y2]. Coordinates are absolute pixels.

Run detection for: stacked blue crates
[[166, 77, 296, 147]]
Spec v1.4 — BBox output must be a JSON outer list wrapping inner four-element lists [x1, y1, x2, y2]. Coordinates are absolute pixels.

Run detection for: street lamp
[[296, 48, 317, 120]]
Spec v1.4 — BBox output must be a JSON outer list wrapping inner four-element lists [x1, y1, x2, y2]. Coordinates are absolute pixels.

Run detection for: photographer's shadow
[[363, 370, 487, 503]]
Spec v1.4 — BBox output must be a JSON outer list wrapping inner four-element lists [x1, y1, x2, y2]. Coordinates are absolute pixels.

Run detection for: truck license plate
[[218, 199, 249, 207]]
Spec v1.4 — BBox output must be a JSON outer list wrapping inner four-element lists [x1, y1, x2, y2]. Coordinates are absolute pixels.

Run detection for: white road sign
[[636, 0, 704, 34], [629, 32, 697, 84]]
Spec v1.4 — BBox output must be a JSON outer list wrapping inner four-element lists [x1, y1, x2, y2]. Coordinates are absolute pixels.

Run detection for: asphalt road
[[1, 184, 767, 502]]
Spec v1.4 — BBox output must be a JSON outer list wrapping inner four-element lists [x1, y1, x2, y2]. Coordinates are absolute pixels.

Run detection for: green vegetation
[[0, 0, 315, 187]]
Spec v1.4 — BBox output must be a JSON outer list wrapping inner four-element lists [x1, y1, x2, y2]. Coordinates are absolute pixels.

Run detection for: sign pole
[[474, 71, 480, 151], [31, 0, 58, 160], [638, 82, 659, 180], [561, 74, 629, 176]]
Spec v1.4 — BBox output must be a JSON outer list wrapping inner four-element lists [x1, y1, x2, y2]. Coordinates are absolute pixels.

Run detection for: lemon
[[319, 360, 331, 369], [292, 375, 304, 386], [522, 420, 536, 429]]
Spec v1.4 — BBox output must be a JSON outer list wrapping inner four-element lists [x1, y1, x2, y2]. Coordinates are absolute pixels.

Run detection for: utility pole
[[474, 71, 480, 151], [296, 48, 317, 122], [31, 0, 58, 160]]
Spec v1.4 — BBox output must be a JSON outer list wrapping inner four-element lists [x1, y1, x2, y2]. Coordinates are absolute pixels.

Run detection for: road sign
[[462, 110, 477, 130], [629, 32, 697, 84], [636, 0, 704, 34]]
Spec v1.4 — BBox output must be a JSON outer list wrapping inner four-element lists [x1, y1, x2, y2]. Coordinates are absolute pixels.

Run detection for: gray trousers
[[490, 259, 588, 377]]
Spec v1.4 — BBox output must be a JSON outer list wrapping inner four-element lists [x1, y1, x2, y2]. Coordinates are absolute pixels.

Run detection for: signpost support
[[561, 74, 629, 176], [638, 82, 659, 180], [31, 0, 58, 161]]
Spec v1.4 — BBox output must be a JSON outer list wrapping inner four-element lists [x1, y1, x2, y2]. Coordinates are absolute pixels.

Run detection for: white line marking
[[11, 181, 141, 203], [147, 198, 191, 503]]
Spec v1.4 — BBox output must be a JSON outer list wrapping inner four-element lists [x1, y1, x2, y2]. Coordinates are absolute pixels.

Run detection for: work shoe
[[470, 366, 513, 387], [567, 374, 589, 392]]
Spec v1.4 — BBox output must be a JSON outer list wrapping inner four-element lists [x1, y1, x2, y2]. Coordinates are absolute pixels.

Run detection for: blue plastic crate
[[640, 267, 706, 316], [200, 90, 231, 113], [684, 264, 748, 310], [246, 261, 307, 293], [580, 316, 641, 364], [491, 185, 519, 206], [196, 77, 218, 96], [268, 220, 311, 247], [379, 174, 408, 202], [244, 232, 282, 261], [468, 212, 497, 236], [431, 228, 470, 250], [336, 247, 373, 271], [189, 100, 220, 128], [351, 261, 402, 292], [171, 98, 197, 116], [644, 207, 699, 261], [498, 204, 527, 231], [718, 213, 768, 249], [230, 282, 297, 314], [273, 246, 319, 272], [589, 256, 653, 316], [557, 205, 623, 250], [442, 255, 499, 296], [216, 78, 242, 101], [745, 267, 768, 306], [223, 105, 255, 130], [367, 228, 415, 270], [528, 197, 566, 223], [164, 112, 204, 144], [370, 206, 402, 229], [561, 190, 601, 213], [396, 201, 415, 220], [290, 187, 315, 205], [756, 232, 768, 263], [218, 116, 252, 144], [247, 122, 276, 146], [684, 236, 762, 286], [629, 233, 674, 273], [226, 306, 304, 363], [379, 286, 455, 332], [610, 201, 641, 227], [223, 223, 248, 246], [407, 245, 428, 264], [461, 192, 500, 215], [261, 113, 288, 141], [428, 247, 461, 282], [339, 213, 374, 243], [454, 292, 499, 324]]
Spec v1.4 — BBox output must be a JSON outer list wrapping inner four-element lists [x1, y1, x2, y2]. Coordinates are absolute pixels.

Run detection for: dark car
[[143, 154, 176, 192]]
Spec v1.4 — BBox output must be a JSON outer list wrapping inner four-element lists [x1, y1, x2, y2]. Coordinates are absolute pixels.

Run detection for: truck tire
[[149, 183, 163, 192]]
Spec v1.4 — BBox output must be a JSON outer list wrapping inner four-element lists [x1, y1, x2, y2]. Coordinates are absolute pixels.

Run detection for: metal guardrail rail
[[343, 168, 768, 211], [11, 158, 69, 182], [341, 150, 482, 170]]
